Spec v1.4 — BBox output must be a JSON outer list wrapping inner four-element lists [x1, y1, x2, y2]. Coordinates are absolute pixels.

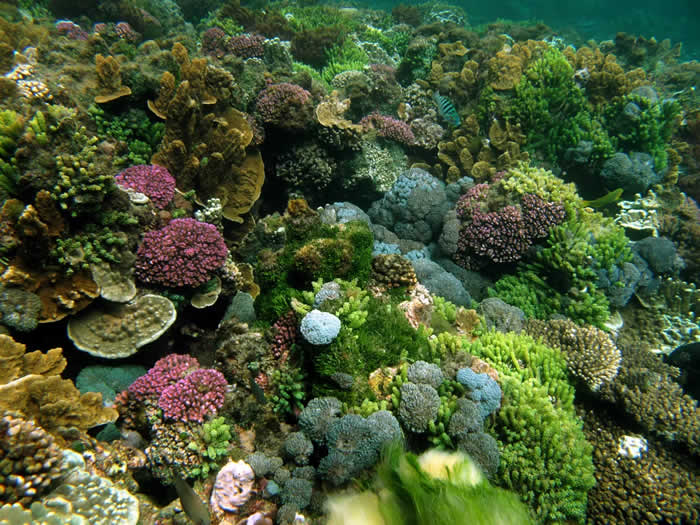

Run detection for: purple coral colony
[[0, 0, 699, 524]]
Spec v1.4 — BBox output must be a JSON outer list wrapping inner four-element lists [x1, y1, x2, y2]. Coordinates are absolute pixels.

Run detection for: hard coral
[[158, 368, 228, 423], [526, 319, 621, 391], [455, 182, 565, 269], [360, 112, 415, 146], [211, 460, 256, 514], [114, 164, 175, 209], [135, 218, 228, 288], [256, 83, 313, 130], [0, 412, 65, 505], [127, 354, 200, 403], [226, 33, 265, 59]]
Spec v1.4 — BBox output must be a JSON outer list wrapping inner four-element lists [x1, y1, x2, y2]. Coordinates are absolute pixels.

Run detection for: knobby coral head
[[135, 218, 228, 288], [158, 368, 228, 423], [115, 164, 176, 209]]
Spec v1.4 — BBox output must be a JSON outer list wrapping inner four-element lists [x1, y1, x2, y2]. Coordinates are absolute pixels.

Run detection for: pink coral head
[[158, 368, 228, 423], [135, 218, 228, 288], [115, 164, 176, 209], [128, 354, 200, 402]]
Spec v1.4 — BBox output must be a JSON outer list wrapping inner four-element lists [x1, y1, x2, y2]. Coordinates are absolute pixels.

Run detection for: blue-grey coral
[[368, 168, 450, 244], [284, 432, 314, 466], [456, 368, 502, 418], [281, 477, 313, 509], [299, 397, 342, 443], [447, 398, 483, 440], [398, 382, 441, 433], [457, 431, 500, 479], [412, 258, 471, 306], [300, 310, 341, 345], [407, 360, 444, 389], [245, 452, 284, 478]]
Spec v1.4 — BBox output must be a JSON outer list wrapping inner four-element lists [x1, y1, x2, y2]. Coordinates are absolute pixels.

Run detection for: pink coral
[[135, 218, 228, 288], [256, 83, 312, 129], [270, 311, 298, 360], [202, 27, 228, 57], [56, 20, 88, 40], [114, 164, 176, 209], [115, 22, 140, 42], [455, 183, 565, 269], [128, 354, 200, 402], [226, 33, 265, 59], [360, 112, 415, 145], [158, 368, 228, 423]]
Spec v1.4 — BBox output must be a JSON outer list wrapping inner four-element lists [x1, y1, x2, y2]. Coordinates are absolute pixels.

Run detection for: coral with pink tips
[[134, 218, 228, 288], [158, 368, 228, 423]]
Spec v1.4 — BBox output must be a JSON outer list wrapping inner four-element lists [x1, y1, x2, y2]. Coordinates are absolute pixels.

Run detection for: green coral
[[255, 219, 373, 322], [467, 330, 595, 524], [52, 127, 116, 218], [499, 162, 582, 215], [0, 110, 24, 199], [604, 93, 681, 172], [511, 49, 603, 163], [52, 226, 127, 275], [88, 106, 165, 167], [270, 368, 307, 417], [321, 40, 370, 84], [187, 417, 232, 478]]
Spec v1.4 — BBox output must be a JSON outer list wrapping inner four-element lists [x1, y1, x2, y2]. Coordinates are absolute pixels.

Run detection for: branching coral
[[525, 318, 621, 391]]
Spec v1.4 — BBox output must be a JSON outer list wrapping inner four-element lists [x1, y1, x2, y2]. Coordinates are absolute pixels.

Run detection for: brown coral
[[94, 54, 131, 103], [67, 294, 177, 358], [487, 50, 523, 91], [0, 412, 65, 505], [0, 335, 117, 431], [371, 254, 418, 290], [0, 334, 65, 385], [149, 44, 262, 223], [582, 407, 699, 524], [526, 318, 621, 391], [599, 344, 700, 454], [0, 263, 99, 323]]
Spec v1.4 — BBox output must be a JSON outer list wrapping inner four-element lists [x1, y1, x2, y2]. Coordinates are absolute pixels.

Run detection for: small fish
[[174, 477, 211, 525], [433, 92, 461, 127]]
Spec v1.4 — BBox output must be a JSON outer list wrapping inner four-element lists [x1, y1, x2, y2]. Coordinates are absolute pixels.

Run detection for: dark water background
[[355, 0, 700, 60]]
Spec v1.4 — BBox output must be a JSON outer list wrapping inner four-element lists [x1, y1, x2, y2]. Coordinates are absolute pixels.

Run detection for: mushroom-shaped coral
[[210, 460, 256, 514], [67, 294, 177, 359], [134, 219, 228, 288]]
